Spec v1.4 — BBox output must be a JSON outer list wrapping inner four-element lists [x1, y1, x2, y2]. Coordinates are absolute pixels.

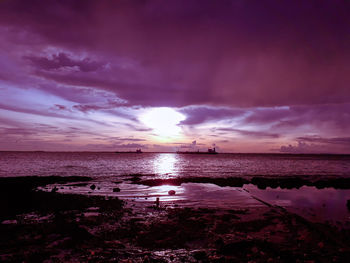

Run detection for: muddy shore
[[1, 176, 350, 262]]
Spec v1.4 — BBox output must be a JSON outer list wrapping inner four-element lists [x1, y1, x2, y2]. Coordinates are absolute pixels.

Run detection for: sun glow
[[140, 107, 186, 139]]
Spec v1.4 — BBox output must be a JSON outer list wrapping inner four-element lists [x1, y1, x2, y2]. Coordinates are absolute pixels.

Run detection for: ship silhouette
[[115, 149, 143, 153], [176, 147, 218, 154]]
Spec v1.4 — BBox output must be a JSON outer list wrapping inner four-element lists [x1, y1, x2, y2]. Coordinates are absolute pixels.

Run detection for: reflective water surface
[[1, 152, 350, 179], [39, 181, 350, 224]]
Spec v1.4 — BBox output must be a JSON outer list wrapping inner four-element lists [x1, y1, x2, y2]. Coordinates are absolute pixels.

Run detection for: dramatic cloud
[[0, 0, 349, 152], [25, 52, 106, 72], [280, 136, 350, 154], [1, 0, 350, 107]]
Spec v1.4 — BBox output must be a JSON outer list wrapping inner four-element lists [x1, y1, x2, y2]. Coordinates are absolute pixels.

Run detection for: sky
[[0, 0, 350, 153]]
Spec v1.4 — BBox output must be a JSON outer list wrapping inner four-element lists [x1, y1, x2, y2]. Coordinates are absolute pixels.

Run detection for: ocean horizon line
[[1, 150, 350, 156]]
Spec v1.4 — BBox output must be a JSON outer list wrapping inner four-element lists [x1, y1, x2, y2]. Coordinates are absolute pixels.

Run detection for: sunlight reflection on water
[[152, 154, 179, 178]]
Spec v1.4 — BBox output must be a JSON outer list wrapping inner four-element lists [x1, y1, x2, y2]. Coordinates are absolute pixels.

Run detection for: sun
[[140, 107, 186, 139]]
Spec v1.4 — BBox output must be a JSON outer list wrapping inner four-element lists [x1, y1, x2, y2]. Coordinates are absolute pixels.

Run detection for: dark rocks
[[2, 175, 350, 262], [90, 184, 96, 190], [215, 237, 224, 249], [0, 176, 122, 220], [113, 187, 121, 192], [251, 177, 307, 189], [168, 190, 176, 195], [127, 174, 144, 183], [192, 250, 207, 261]]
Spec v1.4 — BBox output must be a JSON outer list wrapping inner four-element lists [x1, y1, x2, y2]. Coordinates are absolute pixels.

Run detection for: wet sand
[[1, 176, 350, 262]]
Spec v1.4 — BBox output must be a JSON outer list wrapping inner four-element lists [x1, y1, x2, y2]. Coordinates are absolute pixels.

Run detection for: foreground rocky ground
[[1, 176, 350, 262]]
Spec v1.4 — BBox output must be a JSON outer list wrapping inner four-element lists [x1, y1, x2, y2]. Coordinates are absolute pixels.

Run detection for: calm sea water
[[1, 152, 350, 179]]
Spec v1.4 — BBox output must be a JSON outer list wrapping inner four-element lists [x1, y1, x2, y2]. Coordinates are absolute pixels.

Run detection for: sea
[[1, 152, 350, 178], [1, 152, 350, 224]]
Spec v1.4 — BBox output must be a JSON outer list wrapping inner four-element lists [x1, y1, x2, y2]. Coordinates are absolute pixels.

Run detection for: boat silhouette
[[176, 147, 218, 154], [115, 149, 143, 153]]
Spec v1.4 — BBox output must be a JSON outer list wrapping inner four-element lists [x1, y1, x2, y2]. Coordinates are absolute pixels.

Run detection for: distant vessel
[[115, 149, 143, 153], [176, 147, 218, 154], [207, 147, 217, 154]]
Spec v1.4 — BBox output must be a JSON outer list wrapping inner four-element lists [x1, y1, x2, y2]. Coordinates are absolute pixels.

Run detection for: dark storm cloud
[[25, 52, 105, 72], [1, 0, 350, 107]]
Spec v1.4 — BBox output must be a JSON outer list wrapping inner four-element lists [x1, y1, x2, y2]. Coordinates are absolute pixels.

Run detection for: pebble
[[168, 190, 176, 195]]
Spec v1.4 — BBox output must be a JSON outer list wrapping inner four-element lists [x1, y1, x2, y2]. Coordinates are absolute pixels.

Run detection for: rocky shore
[[1, 176, 350, 262]]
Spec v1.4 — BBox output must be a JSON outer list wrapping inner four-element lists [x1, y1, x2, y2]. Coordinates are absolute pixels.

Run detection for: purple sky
[[1, 0, 350, 153]]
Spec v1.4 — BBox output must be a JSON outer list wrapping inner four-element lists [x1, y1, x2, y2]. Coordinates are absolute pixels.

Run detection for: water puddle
[[244, 184, 350, 223], [41, 180, 350, 225]]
